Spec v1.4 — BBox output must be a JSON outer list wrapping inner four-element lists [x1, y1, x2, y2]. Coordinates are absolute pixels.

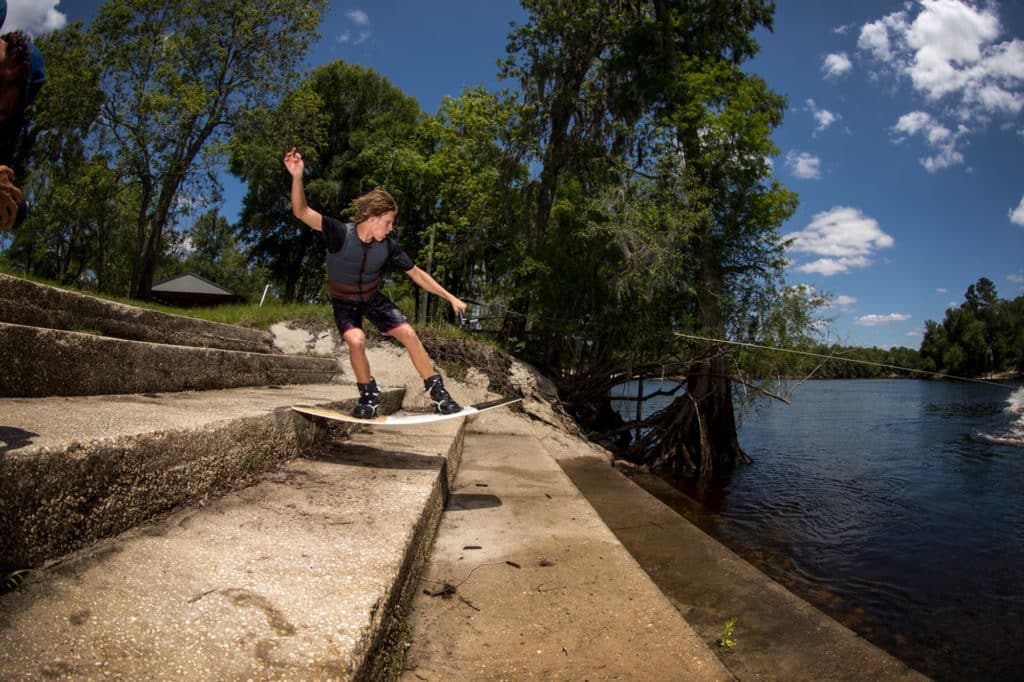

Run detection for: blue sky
[[20, 1, 1024, 349]]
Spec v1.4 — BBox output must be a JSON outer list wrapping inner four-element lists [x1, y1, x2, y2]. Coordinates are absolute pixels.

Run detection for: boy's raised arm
[[283, 147, 323, 231]]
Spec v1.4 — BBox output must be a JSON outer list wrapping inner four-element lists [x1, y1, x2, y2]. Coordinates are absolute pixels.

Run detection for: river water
[[612, 379, 1024, 681]]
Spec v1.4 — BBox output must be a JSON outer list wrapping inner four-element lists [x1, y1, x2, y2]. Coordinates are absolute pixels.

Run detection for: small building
[[150, 273, 244, 307]]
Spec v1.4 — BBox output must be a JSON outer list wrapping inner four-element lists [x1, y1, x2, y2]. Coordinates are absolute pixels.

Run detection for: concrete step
[[0, 408, 464, 681], [574, 468, 930, 680], [0, 273, 274, 353], [400, 417, 733, 680], [0, 322, 341, 397], [0, 384, 404, 570]]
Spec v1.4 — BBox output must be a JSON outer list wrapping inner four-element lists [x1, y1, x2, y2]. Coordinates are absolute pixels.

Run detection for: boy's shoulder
[[321, 215, 354, 252]]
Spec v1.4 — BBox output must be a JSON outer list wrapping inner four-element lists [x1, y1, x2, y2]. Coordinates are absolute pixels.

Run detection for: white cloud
[[338, 9, 371, 44], [4, 0, 66, 36], [858, 1, 1024, 122], [859, 10, 914, 64], [806, 99, 839, 134], [856, 313, 911, 326], [822, 52, 853, 78], [907, 329, 923, 338], [936, 287, 948, 294], [891, 110, 969, 172], [785, 151, 822, 180], [786, 206, 894, 276], [830, 294, 858, 312], [1009, 274, 1024, 284], [1009, 195, 1024, 227]]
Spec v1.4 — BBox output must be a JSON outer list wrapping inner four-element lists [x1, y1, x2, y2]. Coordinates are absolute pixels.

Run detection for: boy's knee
[[343, 329, 367, 351], [389, 323, 417, 343]]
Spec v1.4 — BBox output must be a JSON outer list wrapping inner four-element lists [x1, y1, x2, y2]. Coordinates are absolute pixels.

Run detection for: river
[[612, 378, 1024, 681]]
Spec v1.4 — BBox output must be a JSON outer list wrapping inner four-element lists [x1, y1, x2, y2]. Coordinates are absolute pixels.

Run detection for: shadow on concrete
[[305, 443, 444, 472], [0, 426, 38, 454], [445, 493, 502, 511]]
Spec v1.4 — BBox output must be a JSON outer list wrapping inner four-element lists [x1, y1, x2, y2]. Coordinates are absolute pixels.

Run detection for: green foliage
[[920, 278, 1023, 376], [0, 23, 131, 291], [90, 0, 327, 298], [5, 0, 327, 300], [718, 617, 738, 649], [170, 209, 271, 301]]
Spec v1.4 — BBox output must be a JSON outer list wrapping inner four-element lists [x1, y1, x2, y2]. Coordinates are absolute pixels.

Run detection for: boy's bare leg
[[342, 328, 373, 383], [388, 323, 435, 379]]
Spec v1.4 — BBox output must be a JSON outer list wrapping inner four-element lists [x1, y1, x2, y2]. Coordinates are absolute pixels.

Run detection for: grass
[[0, 266, 335, 331], [2, 569, 33, 594]]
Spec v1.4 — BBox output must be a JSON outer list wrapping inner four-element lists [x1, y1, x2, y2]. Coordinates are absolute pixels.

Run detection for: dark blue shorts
[[331, 292, 409, 336]]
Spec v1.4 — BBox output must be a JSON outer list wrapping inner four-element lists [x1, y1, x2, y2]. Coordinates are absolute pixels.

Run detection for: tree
[[88, 0, 326, 300], [1, 22, 131, 292], [418, 88, 527, 322], [500, 0, 804, 479], [963, 277, 997, 314], [174, 209, 269, 300], [921, 277, 1022, 376]]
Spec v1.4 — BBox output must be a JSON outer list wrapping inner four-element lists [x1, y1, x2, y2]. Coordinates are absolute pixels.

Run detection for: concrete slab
[[0, 421, 462, 681], [559, 461, 929, 681], [0, 323, 340, 397], [1, 384, 359, 454], [400, 423, 731, 680]]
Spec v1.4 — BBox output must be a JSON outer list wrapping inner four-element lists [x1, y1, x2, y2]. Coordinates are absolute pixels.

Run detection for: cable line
[[675, 332, 1019, 389]]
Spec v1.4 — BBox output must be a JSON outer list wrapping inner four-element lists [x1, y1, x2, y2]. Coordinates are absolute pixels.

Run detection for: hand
[[283, 147, 305, 178], [451, 297, 468, 319], [0, 166, 21, 232]]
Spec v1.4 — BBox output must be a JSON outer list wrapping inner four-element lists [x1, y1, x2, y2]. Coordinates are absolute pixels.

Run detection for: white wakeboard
[[292, 396, 521, 426]]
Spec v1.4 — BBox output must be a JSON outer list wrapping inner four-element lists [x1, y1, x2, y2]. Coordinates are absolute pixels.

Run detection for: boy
[[283, 147, 467, 418]]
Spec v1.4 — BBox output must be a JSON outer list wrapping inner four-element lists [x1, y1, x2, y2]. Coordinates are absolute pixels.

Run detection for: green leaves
[[87, 0, 328, 297]]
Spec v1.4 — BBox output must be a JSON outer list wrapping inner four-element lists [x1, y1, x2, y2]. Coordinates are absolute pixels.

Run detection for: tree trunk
[[672, 235, 748, 479]]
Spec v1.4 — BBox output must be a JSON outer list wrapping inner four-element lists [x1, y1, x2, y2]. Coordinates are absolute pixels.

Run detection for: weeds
[[2, 569, 33, 594], [718, 617, 737, 649]]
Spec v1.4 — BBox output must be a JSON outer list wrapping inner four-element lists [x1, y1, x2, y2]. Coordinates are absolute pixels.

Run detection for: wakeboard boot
[[353, 377, 381, 419], [424, 373, 461, 415]]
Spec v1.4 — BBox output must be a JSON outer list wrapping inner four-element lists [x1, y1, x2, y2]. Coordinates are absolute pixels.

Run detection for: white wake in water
[[973, 387, 1024, 447]]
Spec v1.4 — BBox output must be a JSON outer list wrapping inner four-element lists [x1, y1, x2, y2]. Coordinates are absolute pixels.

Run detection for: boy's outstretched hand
[[283, 147, 304, 177]]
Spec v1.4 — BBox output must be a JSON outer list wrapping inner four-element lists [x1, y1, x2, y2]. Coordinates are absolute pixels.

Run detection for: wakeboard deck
[[292, 396, 521, 426]]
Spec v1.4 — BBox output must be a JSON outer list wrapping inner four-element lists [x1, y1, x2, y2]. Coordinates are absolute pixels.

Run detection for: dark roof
[[151, 273, 243, 307], [152, 272, 238, 296]]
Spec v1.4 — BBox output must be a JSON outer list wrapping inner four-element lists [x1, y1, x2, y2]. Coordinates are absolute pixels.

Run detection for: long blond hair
[[351, 189, 397, 224]]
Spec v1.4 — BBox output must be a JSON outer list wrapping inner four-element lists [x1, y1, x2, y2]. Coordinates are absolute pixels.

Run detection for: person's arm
[[283, 147, 322, 231], [405, 266, 468, 317]]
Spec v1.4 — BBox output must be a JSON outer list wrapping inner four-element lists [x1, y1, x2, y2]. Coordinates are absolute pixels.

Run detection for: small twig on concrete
[[423, 582, 457, 598]]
